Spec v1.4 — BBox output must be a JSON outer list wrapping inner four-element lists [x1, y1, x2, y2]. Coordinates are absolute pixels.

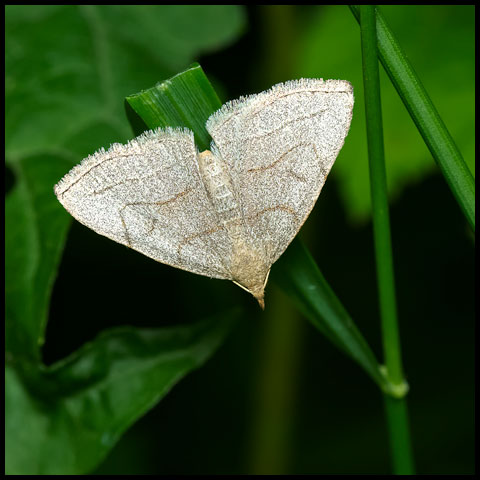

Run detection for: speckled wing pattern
[[54, 78, 354, 293], [54, 128, 233, 279], [206, 78, 354, 264]]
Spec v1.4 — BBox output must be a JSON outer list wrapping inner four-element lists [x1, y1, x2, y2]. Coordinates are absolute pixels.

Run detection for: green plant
[[5, 5, 474, 475]]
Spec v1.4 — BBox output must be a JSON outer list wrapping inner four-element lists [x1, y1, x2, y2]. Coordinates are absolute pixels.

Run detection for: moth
[[55, 79, 354, 308]]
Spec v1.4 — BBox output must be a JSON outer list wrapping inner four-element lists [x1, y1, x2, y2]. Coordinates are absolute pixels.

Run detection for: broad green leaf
[[5, 4, 245, 359], [5, 5, 245, 162], [5, 311, 239, 475], [5, 154, 72, 360]]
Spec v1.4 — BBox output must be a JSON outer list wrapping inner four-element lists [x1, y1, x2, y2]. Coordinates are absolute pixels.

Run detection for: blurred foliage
[[275, 5, 475, 222], [5, 4, 474, 475], [5, 5, 245, 475], [5, 5, 245, 161]]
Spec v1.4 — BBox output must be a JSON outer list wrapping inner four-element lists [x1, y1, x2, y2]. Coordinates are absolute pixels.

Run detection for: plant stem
[[350, 5, 475, 232], [359, 5, 414, 474], [384, 396, 415, 474], [360, 5, 403, 387]]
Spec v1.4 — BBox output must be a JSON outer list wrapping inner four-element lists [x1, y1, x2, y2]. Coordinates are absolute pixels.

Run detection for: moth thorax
[[197, 150, 241, 223]]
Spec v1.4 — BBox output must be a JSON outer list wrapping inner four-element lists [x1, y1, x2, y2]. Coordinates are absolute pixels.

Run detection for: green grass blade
[[126, 63, 222, 151], [360, 6, 414, 473], [272, 239, 386, 389], [350, 5, 475, 232]]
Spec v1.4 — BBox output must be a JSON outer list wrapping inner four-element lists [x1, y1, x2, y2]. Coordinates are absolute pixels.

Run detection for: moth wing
[[54, 128, 233, 280], [207, 79, 354, 264]]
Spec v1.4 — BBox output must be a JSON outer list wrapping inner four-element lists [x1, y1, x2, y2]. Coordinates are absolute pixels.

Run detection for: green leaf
[[5, 5, 245, 163], [5, 311, 239, 475], [5, 4, 245, 359], [126, 63, 222, 151], [5, 154, 73, 360], [349, 5, 474, 231]]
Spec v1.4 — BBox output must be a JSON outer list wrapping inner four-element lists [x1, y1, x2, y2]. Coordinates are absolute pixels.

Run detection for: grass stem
[[359, 5, 414, 474]]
